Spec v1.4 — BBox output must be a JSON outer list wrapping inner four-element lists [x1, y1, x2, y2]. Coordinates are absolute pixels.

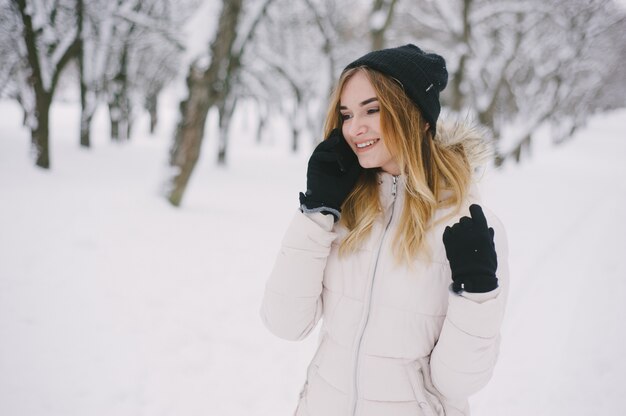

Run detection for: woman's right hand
[[299, 129, 362, 221]]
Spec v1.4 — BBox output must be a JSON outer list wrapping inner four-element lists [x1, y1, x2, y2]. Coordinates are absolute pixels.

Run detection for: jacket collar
[[377, 171, 404, 209], [377, 170, 483, 212]]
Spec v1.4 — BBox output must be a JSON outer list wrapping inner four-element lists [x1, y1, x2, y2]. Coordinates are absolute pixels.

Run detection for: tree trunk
[[449, 0, 472, 111], [80, 106, 94, 147], [32, 93, 52, 169], [109, 44, 131, 141], [167, 67, 211, 206], [217, 95, 236, 165], [16, 0, 52, 168], [370, 0, 398, 50], [109, 84, 131, 141], [512, 133, 531, 163], [255, 100, 267, 143], [15, 0, 78, 168], [77, 0, 90, 148], [109, 99, 120, 141], [146, 92, 158, 134], [291, 126, 298, 153], [166, 0, 243, 206], [79, 65, 97, 147]]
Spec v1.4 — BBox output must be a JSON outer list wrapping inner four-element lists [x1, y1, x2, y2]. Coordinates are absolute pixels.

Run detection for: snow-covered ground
[[1, 97, 625, 416]]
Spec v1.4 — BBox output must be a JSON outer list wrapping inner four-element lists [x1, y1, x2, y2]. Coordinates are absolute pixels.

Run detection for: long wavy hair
[[323, 67, 477, 263]]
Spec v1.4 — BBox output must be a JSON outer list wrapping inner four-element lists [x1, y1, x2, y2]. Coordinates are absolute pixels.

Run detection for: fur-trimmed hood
[[435, 120, 493, 170]]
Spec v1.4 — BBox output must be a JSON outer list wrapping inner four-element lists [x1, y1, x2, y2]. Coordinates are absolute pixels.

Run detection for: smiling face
[[339, 71, 400, 175]]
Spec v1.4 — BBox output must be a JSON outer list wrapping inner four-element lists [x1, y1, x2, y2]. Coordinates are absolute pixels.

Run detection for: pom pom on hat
[[343, 44, 448, 134]]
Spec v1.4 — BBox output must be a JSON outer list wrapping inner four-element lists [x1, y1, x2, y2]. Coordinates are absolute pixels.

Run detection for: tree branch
[[113, 8, 186, 51], [14, 0, 45, 96], [233, 0, 275, 58]]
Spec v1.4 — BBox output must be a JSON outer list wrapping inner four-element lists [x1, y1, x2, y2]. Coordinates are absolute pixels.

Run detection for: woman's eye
[[340, 113, 352, 121], [367, 107, 380, 115]]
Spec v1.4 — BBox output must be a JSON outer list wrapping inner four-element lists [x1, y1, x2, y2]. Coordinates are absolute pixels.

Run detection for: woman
[[260, 44, 509, 416]]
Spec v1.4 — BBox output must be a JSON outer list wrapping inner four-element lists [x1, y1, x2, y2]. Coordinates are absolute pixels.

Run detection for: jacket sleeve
[[260, 210, 337, 341], [429, 212, 510, 400]]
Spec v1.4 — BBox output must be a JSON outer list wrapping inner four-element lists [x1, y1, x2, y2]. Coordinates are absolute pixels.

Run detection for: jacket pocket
[[299, 333, 328, 402], [294, 358, 317, 416], [405, 361, 445, 416]]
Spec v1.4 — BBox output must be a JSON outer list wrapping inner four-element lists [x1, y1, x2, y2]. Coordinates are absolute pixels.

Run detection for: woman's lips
[[354, 138, 380, 152]]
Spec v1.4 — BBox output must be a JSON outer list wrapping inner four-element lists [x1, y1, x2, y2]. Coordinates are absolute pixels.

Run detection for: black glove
[[442, 204, 498, 293], [299, 129, 361, 221]]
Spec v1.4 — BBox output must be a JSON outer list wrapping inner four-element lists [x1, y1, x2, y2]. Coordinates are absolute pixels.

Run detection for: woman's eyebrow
[[339, 97, 378, 110]]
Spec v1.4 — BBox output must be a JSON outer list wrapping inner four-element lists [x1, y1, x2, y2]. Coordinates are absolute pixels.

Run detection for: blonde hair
[[323, 67, 475, 263]]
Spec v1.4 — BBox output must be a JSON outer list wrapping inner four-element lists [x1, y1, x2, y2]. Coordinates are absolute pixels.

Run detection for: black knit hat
[[343, 44, 448, 134]]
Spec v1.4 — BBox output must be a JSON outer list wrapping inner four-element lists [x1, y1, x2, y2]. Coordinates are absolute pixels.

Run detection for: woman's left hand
[[442, 204, 498, 293]]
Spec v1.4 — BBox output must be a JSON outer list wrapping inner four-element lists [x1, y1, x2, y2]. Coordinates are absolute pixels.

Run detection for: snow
[[181, 0, 221, 69], [1, 96, 625, 416], [470, 109, 626, 415], [369, 10, 387, 31]]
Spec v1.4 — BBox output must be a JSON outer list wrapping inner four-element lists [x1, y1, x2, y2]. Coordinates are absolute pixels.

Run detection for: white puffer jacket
[[261, 132, 509, 416]]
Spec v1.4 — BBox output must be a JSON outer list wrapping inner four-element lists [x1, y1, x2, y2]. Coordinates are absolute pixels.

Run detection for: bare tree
[[166, 0, 242, 206], [487, 0, 626, 161], [78, 0, 187, 145], [239, 0, 376, 153], [10, 0, 79, 168], [242, 0, 337, 152], [370, 0, 399, 50], [393, 0, 626, 164], [166, 0, 274, 206], [76, 0, 119, 147], [0, 1, 23, 101]]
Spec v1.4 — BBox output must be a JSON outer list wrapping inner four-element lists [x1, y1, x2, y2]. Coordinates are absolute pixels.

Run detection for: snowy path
[[1, 101, 625, 416], [472, 113, 626, 415], [473, 193, 626, 415]]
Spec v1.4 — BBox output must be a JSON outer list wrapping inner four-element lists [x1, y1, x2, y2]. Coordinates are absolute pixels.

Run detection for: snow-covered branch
[[114, 8, 185, 51], [233, 0, 275, 56]]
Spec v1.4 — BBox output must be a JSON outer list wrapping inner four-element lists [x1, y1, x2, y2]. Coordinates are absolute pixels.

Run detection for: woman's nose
[[347, 116, 367, 137]]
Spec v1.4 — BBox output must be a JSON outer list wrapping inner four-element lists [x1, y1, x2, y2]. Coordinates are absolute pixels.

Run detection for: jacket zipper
[[351, 175, 398, 416]]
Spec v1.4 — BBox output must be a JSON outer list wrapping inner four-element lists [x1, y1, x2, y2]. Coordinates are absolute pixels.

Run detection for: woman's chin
[[356, 159, 379, 170]]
